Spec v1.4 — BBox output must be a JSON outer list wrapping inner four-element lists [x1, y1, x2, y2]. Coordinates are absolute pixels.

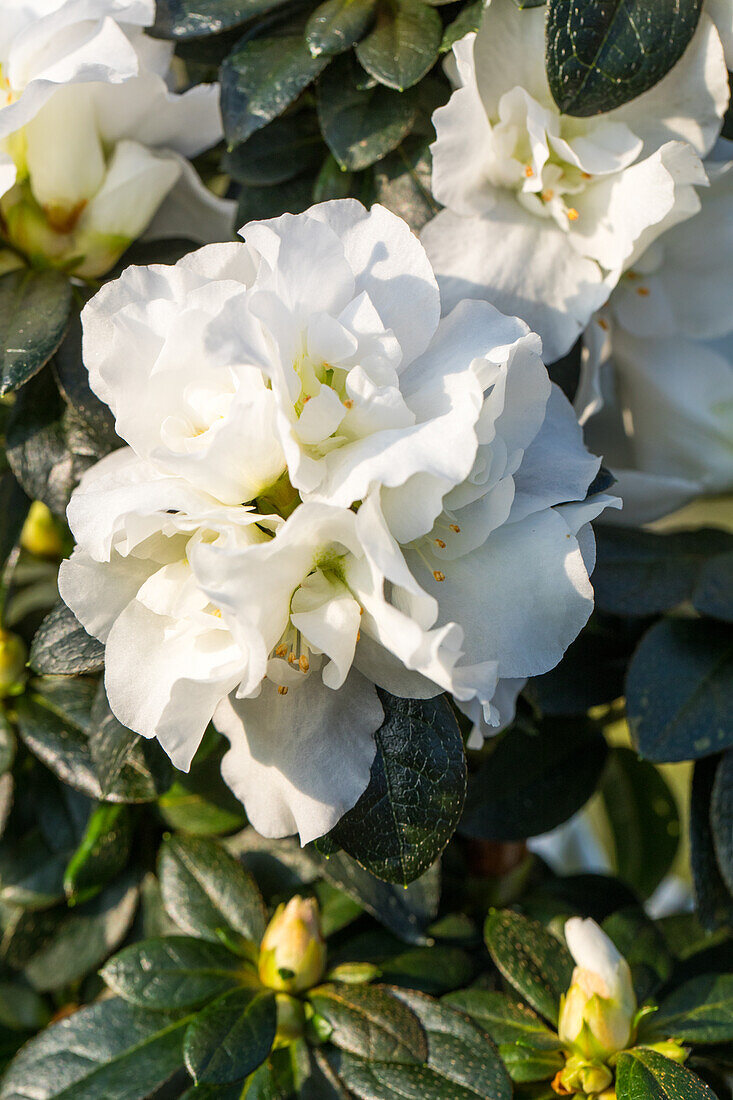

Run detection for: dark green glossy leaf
[[355, 0, 442, 90], [236, 175, 316, 226], [158, 752, 246, 837], [0, 471, 30, 575], [158, 835, 266, 947], [22, 876, 138, 992], [644, 974, 733, 1044], [546, 0, 703, 116], [88, 684, 173, 803], [694, 552, 733, 621], [372, 135, 437, 232], [712, 749, 733, 895], [63, 801, 132, 902], [461, 717, 607, 841], [499, 1044, 564, 1083], [308, 983, 427, 1062], [600, 747, 680, 899], [378, 946, 472, 995], [318, 54, 419, 169], [626, 619, 733, 762], [0, 269, 72, 397], [602, 908, 673, 1003], [442, 990, 562, 1050], [223, 112, 323, 186], [329, 692, 466, 885], [593, 528, 733, 617], [616, 1048, 716, 1100], [5, 369, 79, 516], [314, 880, 363, 937], [0, 997, 190, 1099], [184, 987, 276, 1085], [690, 755, 733, 932], [153, 0, 285, 37], [440, 0, 483, 52], [307, 0, 376, 55], [0, 713, 16, 778], [14, 678, 103, 799], [29, 603, 105, 676], [332, 987, 512, 1100], [221, 35, 328, 145], [52, 312, 118, 458], [484, 910, 573, 1025], [103, 936, 244, 1010]]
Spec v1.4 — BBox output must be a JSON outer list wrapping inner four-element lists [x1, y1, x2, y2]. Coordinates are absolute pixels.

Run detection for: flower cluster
[[60, 200, 614, 842], [0, 0, 232, 276]]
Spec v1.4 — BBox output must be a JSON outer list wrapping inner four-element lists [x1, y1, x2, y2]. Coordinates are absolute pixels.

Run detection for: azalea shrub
[[0, 0, 731, 1097]]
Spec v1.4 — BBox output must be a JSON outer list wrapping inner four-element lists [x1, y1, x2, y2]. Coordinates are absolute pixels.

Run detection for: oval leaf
[[30, 603, 105, 676], [646, 973, 733, 1044], [616, 1048, 717, 1100], [0, 269, 72, 397], [184, 987, 276, 1085], [307, 0, 377, 56], [484, 910, 574, 1026], [355, 0, 441, 90], [546, 0, 703, 116], [442, 990, 562, 1050], [102, 936, 245, 1010], [308, 983, 428, 1063]]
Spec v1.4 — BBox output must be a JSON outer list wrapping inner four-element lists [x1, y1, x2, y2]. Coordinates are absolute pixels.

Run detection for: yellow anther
[[525, 165, 534, 178], [449, 524, 461, 534], [211, 608, 222, 618], [288, 652, 297, 665], [581, 171, 592, 180], [275, 644, 288, 658], [598, 317, 609, 331], [277, 685, 289, 696], [356, 630, 361, 642], [343, 398, 354, 409], [433, 570, 446, 583], [567, 207, 579, 221], [299, 655, 309, 672], [434, 538, 446, 549], [636, 287, 650, 297]]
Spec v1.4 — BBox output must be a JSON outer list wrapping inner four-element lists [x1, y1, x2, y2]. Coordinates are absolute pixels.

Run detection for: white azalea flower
[[0, 0, 233, 276], [578, 146, 733, 526], [60, 200, 615, 844], [421, 0, 729, 362]]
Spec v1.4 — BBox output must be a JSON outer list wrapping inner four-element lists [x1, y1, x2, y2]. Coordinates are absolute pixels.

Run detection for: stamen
[[433, 570, 446, 583], [597, 318, 609, 331], [288, 652, 297, 665], [275, 644, 288, 658], [449, 524, 461, 534], [434, 538, 446, 549], [567, 208, 579, 221], [356, 631, 361, 642], [636, 287, 650, 297], [343, 399, 354, 409], [277, 685, 288, 695], [581, 171, 592, 180], [299, 655, 309, 672], [524, 165, 534, 178]]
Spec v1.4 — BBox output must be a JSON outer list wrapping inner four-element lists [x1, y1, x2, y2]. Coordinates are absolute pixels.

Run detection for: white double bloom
[[421, 0, 731, 362], [578, 142, 733, 526], [60, 200, 617, 843], [0, 0, 233, 276]]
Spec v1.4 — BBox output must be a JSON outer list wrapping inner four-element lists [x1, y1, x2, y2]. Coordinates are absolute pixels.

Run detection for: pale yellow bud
[[0, 629, 27, 697], [560, 1054, 613, 1096], [558, 918, 636, 1060], [258, 896, 327, 994], [20, 502, 64, 559]]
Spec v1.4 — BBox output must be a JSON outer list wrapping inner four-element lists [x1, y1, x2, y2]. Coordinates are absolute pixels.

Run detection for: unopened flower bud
[[559, 1055, 613, 1096], [258, 896, 327, 993], [559, 918, 636, 1061], [21, 502, 64, 559], [0, 629, 27, 697]]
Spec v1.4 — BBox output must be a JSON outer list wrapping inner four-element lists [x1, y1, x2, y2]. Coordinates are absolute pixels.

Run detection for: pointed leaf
[[442, 990, 562, 1050], [355, 0, 441, 90], [307, 983, 428, 1062], [484, 910, 573, 1025], [616, 1048, 717, 1100], [0, 269, 72, 397], [184, 987, 276, 1085]]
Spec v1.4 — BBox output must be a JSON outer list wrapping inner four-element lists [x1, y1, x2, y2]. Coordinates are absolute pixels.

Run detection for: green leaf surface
[[158, 749, 246, 837], [332, 987, 512, 1099], [29, 603, 105, 676], [461, 717, 607, 841], [308, 982, 428, 1062], [88, 684, 172, 803], [0, 269, 72, 397], [5, 369, 80, 516], [0, 713, 16, 779], [600, 747, 680, 900], [0, 998, 190, 1099], [498, 1043, 564, 1083], [158, 835, 266, 947], [221, 35, 329, 144], [484, 910, 573, 1025], [694, 552, 733, 621], [442, 990, 562, 1050], [645, 973, 733, 1044], [711, 749, 733, 895], [355, 0, 441, 90], [0, 471, 30, 576], [14, 678, 103, 799], [616, 1048, 716, 1100], [153, 0, 286, 36], [22, 876, 139, 992], [378, 945, 472, 995], [103, 936, 245, 1010], [372, 135, 437, 232], [440, 0, 483, 51], [184, 988, 276, 1085], [0, 981, 49, 1032], [223, 112, 323, 186], [690, 755, 733, 931], [593, 528, 733, 617], [318, 54, 419, 169], [307, 0, 377, 55], [52, 312, 118, 459], [626, 619, 733, 762], [63, 801, 133, 902], [546, 0, 703, 116], [329, 692, 466, 885], [602, 908, 673, 1004]]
